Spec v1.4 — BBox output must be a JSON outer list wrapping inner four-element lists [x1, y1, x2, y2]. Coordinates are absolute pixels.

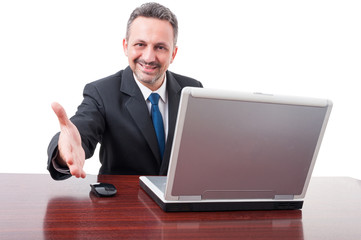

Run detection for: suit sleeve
[[71, 83, 106, 159]]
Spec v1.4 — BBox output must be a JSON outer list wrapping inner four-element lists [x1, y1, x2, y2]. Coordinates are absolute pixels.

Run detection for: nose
[[142, 46, 156, 63]]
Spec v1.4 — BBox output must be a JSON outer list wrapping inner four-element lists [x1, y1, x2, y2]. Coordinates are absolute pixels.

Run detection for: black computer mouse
[[90, 183, 117, 197]]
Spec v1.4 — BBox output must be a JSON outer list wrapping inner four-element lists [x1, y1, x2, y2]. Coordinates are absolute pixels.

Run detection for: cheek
[[159, 53, 174, 65], [128, 49, 141, 60]]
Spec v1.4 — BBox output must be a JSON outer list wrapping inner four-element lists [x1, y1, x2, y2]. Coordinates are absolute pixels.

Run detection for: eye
[[135, 43, 145, 47], [156, 45, 168, 51]]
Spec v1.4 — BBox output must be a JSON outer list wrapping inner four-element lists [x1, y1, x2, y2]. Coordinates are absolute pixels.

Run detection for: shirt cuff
[[52, 150, 71, 175]]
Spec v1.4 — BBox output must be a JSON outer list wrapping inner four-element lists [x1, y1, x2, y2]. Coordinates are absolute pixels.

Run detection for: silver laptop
[[140, 87, 332, 211]]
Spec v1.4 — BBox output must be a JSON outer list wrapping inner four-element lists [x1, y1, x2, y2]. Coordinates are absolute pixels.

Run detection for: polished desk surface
[[0, 174, 360, 240]]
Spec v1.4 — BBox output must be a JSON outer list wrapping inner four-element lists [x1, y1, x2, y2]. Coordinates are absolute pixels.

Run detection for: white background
[[0, 0, 360, 179]]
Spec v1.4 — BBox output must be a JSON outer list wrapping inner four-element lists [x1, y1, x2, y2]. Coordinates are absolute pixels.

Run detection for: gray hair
[[126, 2, 178, 46]]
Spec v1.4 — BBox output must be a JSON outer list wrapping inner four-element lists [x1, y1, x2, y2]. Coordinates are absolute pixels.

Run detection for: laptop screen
[[165, 88, 332, 201]]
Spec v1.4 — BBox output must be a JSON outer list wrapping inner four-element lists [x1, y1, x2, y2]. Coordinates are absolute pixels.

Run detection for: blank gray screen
[[172, 97, 327, 199]]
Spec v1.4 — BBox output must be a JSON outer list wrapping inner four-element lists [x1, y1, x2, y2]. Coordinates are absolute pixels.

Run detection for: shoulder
[[167, 71, 203, 88], [79, 70, 127, 107], [83, 68, 131, 97]]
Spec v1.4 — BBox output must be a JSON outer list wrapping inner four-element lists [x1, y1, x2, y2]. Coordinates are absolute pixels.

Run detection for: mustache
[[135, 59, 161, 68]]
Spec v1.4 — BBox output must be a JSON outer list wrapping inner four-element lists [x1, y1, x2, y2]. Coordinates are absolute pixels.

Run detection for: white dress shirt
[[134, 74, 169, 142]]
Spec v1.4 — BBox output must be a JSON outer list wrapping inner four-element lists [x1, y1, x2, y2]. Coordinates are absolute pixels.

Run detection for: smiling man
[[124, 16, 178, 91], [47, 3, 203, 180]]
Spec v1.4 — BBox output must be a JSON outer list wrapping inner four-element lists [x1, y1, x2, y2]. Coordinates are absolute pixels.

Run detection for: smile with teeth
[[137, 60, 160, 73], [141, 63, 156, 69]]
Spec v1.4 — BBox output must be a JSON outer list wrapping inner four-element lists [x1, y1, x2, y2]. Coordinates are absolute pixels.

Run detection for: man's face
[[123, 17, 178, 91]]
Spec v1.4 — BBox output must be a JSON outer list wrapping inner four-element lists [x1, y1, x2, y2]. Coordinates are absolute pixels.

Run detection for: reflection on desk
[[0, 174, 360, 239], [137, 188, 303, 239]]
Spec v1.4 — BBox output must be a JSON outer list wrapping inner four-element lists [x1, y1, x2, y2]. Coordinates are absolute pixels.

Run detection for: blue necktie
[[148, 93, 165, 159]]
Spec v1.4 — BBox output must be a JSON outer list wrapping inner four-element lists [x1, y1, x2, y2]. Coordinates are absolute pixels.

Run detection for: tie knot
[[148, 93, 160, 105]]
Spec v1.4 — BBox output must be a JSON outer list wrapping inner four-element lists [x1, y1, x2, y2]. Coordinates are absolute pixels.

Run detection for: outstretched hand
[[51, 102, 86, 178]]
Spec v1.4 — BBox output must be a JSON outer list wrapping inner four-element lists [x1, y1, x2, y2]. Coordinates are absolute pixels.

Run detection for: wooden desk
[[0, 174, 360, 239]]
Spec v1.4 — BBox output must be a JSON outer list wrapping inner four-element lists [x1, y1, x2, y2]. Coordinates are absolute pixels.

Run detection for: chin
[[136, 72, 162, 85]]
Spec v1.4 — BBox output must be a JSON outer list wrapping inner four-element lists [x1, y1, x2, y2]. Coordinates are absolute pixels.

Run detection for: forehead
[[128, 17, 174, 45]]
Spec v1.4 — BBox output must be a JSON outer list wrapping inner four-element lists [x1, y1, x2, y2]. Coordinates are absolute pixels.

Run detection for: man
[[47, 2, 203, 180]]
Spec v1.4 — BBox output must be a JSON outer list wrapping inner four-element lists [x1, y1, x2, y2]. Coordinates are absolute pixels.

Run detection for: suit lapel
[[120, 67, 162, 164], [120, 67, 183, 172], [159, 71, 182, 174]]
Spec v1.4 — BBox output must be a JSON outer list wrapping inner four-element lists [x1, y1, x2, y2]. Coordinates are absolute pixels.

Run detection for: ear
[[123, 38, 128, 56], [170, 46, 178, 64]]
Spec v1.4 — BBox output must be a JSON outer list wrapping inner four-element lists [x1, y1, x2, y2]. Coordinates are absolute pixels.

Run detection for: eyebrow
[[132, 39, 171, 47]]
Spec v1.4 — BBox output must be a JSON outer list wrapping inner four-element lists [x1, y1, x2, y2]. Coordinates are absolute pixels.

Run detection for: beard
[[133, 59, 165, 85]]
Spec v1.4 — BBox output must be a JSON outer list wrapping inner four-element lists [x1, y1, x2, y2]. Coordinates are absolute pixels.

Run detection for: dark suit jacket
[[47, 66, 203, 180]]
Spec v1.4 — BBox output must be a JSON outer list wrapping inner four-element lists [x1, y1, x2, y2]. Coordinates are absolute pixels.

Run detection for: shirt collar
[[134, 74, 167, 103]]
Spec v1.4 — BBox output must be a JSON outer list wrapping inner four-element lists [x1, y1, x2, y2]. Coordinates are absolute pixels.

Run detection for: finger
[[70, 149, 86, 178], [59, 150, 74, 167], [69, 165, 81, 178], [75, 154, 86, 178], [80, 169, 87, 179], [58, 140, 74, 166], [69, 166, 86, 178], [67, 155, 81, 177], [51, 102, 70, 127]]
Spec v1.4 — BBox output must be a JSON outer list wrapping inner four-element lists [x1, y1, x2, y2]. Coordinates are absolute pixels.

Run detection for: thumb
[[51, 102, 70, 127]]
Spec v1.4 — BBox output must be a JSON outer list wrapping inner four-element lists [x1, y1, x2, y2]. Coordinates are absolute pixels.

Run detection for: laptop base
[[139, 178, 303, 212]]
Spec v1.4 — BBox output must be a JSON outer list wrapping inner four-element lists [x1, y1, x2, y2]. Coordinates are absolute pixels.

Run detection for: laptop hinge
[[274, 195, 294, 200], [179, 195, 202, 201]]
